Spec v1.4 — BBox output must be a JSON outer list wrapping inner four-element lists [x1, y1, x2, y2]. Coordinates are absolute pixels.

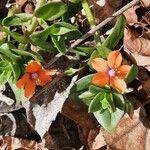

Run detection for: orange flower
[[16, 61, 57, 98], [92, 50, 131, 93]]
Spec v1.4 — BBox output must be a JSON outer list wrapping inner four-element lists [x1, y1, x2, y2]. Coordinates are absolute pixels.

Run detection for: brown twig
[[70, 0, 140, 49]]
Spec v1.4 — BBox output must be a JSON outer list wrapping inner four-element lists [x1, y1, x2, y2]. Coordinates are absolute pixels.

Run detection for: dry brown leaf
[[124, 28, 150, 70], [123, 6, 139, 25], [88, 127, 106, 150], [140, 0, 150, 8], [124, 28, 150, 56], [0, 136, 48, 150], [101, 108, 150, 150], [138, 67, 150, 97]]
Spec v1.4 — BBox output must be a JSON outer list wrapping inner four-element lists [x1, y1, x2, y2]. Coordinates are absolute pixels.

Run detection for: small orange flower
[[92, 50, 131, 93], [16, 61, 57, 98]]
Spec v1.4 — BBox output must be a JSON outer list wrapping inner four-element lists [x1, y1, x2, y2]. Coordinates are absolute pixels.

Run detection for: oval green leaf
[[35, 2, 68, 21], [88, 92, 104, 113], [125, 64, 138, 83], [102, 15, 126, 49], [2, 13, 32, 26]]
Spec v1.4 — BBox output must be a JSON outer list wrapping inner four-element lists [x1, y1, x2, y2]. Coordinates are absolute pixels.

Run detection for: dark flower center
[[30, 73, 39, 80]]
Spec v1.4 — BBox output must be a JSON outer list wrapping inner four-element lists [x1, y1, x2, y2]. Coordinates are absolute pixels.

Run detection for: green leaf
[[89, 85, 111, 93], [69, 0, 82, 3], [0, 70, 12, 84], [0, 26, 28, 44], [11, 49, 43, 62], [63, 2, 82, 21], [88, 92, 104, 113], [102, 15, 126, 49], [29, 29, 57, 52], [79, 91, 94, 105], [94, 92, 125, 132], [125, 99, 134, 117], [48, 22, 78, 35], [8, 78, 24, 104], [69, 74, 94, 101], [51, 35, 66, 54], [79, 91, 94, 99], [124, 65, 138, 83], [64, 67, 79, 76], [105, 93, 116, 112], [74, 74, 94, 92], [88, 46, 111, 66], [88, 50, 100, 66], [0, 43, 20, 61], [2, 13, 32, 26], [75, 46, 95, 56], [9, 63, 21, 81], [0, 60, 9, 71], [101, 98, 109, 109], [35, 2, 68, 21]]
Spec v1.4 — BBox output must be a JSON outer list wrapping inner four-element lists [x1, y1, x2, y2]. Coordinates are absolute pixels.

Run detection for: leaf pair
[[30, 22, 81, 53]]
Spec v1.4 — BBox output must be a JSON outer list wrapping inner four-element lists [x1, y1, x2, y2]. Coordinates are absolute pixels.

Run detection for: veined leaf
[[35, 2, 68, 21]]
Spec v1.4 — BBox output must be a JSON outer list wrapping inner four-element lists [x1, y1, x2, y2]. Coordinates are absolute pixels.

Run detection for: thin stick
[[70, 0, 140, 49]]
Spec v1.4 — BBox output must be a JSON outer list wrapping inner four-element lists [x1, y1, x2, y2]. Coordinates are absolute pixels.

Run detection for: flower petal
[[110, 78, 126, 93], [37, 69, 52, 86], [92, 72, 109, 87], [24, 79, 36, 98], [46, 69, 58, 76], [117, 65, 131, 79], [92, 58, 108, 72], [16, 73, 29, 89], [26, 61, 42, 73], [107, 50, 122, 68]]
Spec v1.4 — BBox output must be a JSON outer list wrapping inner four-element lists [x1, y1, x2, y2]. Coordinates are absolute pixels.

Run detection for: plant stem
[[81, 0, 101, 46]]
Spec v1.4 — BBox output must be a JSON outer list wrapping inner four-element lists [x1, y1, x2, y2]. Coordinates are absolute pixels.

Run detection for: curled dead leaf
[[88, 127, 106, 150], [124, 28, 150, 56], [123, 6, 139, 25], [124, 28, 150, 70], [0, 136, 48, 150], [140, 0, 150, 8]]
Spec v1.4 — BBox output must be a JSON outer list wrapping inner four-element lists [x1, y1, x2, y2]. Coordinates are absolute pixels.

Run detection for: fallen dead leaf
[[140, 0, 150, 8], [88, 127, 106, 150], [0, 136, 48, 150], [124, 28, 150, 70], [124, 28, 150, 56], [101, 108, 150, 150], [123, 6, 139, 25]]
